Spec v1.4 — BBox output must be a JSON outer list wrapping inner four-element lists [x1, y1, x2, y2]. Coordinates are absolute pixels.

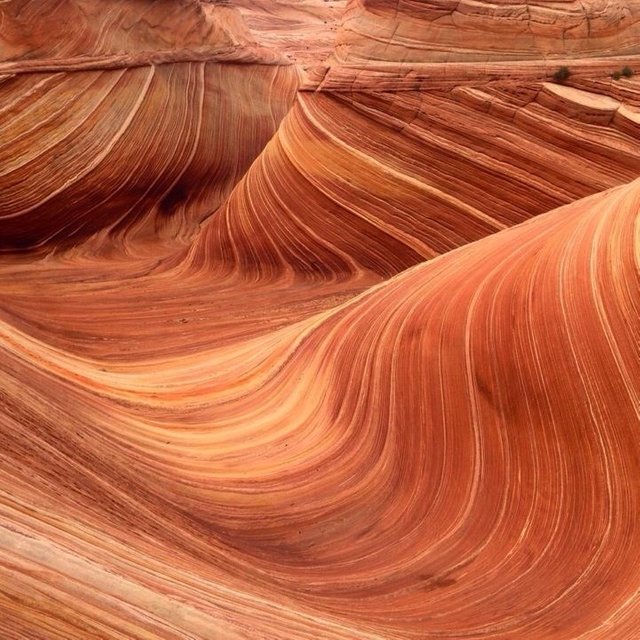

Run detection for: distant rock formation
[[0, 0, 248, 62], [231, 0, 345, 65], [335, 0, 640, 62], [0, 0, 298, 250]]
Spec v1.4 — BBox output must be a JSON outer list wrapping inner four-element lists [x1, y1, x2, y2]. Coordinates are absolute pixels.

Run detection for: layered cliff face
[[0, 63, 298, 250], [335, 0, 640, 63], [1, 0, 640, 638]]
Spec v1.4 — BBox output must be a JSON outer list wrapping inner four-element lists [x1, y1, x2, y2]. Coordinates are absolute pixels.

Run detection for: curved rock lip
[[0, 46, 291, 75]]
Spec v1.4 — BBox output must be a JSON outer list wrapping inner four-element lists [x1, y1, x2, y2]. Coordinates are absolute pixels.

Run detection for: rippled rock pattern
[[0, 63, 298, 249], [1, 0, 640, 638]]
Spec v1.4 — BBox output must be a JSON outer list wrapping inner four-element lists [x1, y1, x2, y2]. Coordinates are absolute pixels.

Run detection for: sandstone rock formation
[[0, 1, 298, 250], [335, 0, 640, 63], [231, 0, 345, 65], [0, 0, 260, 63], [1, 0, 640, 638], [199, 85, 640, 279], [0, 62, 298, 250]]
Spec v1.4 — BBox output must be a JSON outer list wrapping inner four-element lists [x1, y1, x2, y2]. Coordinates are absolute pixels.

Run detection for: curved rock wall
[[195, 84, 640, 279], [0, 62, 298, 250]]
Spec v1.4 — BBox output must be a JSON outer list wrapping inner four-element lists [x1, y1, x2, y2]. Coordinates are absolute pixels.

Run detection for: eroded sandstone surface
[[1, 0, 640, 638]]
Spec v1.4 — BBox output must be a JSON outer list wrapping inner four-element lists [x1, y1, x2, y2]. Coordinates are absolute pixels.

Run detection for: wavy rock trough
[[1, 0, 640, 638]]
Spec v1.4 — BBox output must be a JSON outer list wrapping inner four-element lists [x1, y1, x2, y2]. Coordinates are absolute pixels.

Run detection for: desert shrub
[[622, 66, 634, 78], [553, 66, 571, 83], [612, 70, 622, 80]]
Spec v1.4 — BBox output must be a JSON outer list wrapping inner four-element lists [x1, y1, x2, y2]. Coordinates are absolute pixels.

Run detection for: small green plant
[[612, 70, 622, 80], [553, 66, 571, 84]]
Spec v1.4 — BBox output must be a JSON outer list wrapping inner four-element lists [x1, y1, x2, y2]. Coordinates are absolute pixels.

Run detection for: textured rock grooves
[[0, 63, 298, 250], [1, 0, 640, 638], [231, 0, 346, 66], [335, 0, 640, 63], [0, 0, 300, 251], [0, 0, 280, 64]]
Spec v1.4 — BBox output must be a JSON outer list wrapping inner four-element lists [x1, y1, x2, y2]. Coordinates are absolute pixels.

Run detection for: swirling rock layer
[[2, 177, 640, 639], [200, 82, 640, 279], [1, 0, 640, 638], [0, 63, 298, 250], [0, 0, 300, 251]]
